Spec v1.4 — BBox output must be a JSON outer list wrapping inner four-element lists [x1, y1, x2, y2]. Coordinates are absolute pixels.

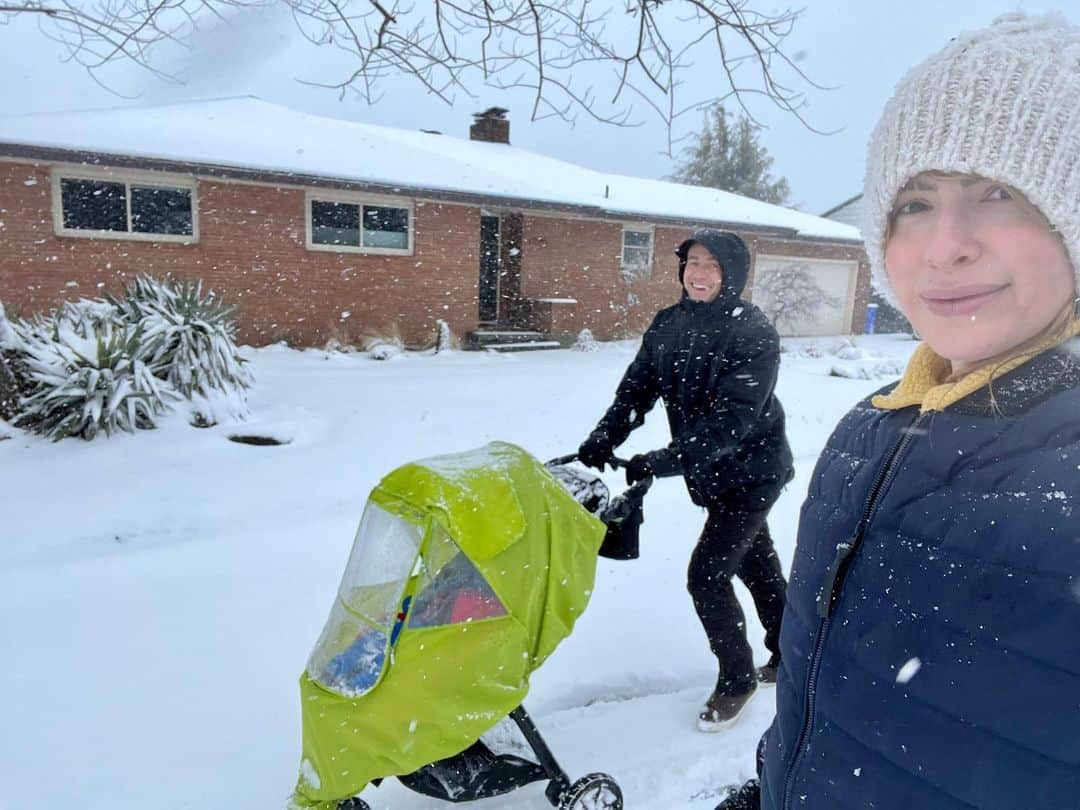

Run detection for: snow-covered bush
[[4, 278, 252, 439], [363, 327, 405, 361], [367, 340, 404, 361], [0, 302, 28, 421], [109, 276, 252, 397], [433, 319, 454, 354], [12, 302, 175, 441], [571, 328, 600, 352], [833, 344, 864, 361]]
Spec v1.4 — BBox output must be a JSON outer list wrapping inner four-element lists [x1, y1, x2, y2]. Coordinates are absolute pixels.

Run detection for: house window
[[308, 193, 412, 254], [621, 227, 653, 279], [54, 171, 196, 241]]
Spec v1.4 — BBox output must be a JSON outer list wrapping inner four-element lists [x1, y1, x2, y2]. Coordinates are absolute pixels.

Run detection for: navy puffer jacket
[[760, 343, 1080, 810]]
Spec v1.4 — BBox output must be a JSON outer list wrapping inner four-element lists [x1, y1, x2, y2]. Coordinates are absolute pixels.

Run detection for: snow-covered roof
[[821, 193, 865, 234], [0, 97, 861, 242]]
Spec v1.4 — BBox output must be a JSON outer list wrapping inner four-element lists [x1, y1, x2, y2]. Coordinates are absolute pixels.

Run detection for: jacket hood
[[676, 229, 751, 300]]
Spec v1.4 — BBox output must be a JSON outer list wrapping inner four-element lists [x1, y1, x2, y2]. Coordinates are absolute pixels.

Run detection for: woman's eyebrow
[[900, 176, 983, 192]]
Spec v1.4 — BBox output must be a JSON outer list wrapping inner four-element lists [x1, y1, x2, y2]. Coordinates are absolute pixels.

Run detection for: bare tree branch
[[0, 0, 834, 150]]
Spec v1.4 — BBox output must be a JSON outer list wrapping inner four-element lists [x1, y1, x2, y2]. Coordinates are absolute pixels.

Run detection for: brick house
[[0, 98, 867, 348]]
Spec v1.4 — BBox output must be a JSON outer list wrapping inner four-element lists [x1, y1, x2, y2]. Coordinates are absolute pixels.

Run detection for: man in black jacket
[[578, 229, 792, 730]]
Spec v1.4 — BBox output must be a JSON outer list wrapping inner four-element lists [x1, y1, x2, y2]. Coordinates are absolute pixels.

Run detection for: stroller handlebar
[[546, 452, 630, 470], [546, 453, 655, 494]]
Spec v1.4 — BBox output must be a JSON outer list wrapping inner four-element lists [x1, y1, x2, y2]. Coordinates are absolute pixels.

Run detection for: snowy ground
[[0, 332, 917, 809]]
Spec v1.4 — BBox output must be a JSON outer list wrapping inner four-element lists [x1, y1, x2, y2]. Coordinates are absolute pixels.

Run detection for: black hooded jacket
[[587, 230, 793, 507]]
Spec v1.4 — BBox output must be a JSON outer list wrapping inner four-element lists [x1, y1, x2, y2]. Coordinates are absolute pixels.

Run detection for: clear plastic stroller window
[[410, 523, 507, 629], [339, 502, 423, 626], [306, 502, 422, 697]]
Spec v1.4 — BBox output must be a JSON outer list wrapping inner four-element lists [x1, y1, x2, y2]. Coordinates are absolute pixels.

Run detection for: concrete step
[[470, 329, 548, 343], [482, 340, 563, 353], [465, 329, 565, 351]]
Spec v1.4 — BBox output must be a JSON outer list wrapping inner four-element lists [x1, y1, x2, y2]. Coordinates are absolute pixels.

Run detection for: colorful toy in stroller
[[290, 442, 652, 810]]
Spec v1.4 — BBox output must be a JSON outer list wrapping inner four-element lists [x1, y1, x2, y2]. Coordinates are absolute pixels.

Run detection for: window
[[53, 170, 196, 242], [305, 502, 423, 697], [621, 226, 653, 279], [308, 192, 412, 254]]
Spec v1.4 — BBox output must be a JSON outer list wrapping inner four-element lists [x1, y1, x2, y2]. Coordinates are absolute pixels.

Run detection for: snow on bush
[[4, 278, 252, 440], [109, 276, 252, 396], [434, 319, 454, 354], [0, 302, 28, 421], [0, 302, 16, 349], [367, 340, 404, 361], [11, 301, 175, 440], [571, 328, 600, 352]]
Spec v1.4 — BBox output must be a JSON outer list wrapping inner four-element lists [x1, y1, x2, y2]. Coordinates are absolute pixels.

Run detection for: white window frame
[[620, 224, 654, 279], [305, 189, 414, 256], [51, 165, 199, 244]]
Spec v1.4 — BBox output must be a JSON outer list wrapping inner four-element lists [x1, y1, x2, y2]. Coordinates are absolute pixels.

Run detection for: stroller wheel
[[558, 773, 623, 810], [337, 799, 371, 810]]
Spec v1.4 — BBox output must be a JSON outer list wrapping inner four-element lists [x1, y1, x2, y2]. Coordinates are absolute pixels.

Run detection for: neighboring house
[[0, 98, 868, 348], [821, 192, 912, 335], [820, 193, 865, 231]]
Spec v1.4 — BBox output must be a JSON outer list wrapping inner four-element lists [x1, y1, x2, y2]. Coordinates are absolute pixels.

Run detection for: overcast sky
[[3, 1, 1078, 215]]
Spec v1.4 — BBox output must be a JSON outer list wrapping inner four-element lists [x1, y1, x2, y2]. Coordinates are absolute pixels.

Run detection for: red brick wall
[[0, 159, 870, 345], [519, 218, 870, 339], [0, 161, 481, 347]]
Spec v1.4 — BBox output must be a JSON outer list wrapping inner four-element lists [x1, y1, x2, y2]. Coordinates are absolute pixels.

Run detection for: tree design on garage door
[[756, 264, 842, 331]]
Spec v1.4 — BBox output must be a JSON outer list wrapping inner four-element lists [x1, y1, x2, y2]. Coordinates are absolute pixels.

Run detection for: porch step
[[483, 340, 562, 353], [465, 329, 564, 352]]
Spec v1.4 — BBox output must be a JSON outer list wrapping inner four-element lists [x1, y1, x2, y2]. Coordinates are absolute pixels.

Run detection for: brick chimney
[[470, 107, 510, 144]]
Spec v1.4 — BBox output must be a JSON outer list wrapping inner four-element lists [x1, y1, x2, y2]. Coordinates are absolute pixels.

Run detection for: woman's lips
[[920, 284, 1007, 317]]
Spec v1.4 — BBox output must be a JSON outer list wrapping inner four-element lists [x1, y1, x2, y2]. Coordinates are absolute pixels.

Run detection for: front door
[[479, 215, 501, 323]]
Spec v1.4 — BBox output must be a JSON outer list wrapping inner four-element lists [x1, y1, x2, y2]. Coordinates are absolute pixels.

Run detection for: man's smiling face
[[683, 242, 724, 303]]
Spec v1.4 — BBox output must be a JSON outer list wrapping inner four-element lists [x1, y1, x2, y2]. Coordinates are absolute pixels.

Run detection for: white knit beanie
[[864, 12, 1080, 304]]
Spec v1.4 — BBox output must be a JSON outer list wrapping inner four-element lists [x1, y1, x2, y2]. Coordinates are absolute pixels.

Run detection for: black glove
[[715, 779, 760, 810], [577, 434, 613, 471], [625, 453, 655, 485]]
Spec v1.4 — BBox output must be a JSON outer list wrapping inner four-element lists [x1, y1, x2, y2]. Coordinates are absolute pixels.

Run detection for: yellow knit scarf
[[873, 319, 1080, 412]]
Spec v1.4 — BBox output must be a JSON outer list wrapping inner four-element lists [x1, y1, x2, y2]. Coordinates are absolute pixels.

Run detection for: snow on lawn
[[0, 333, 917, 809]]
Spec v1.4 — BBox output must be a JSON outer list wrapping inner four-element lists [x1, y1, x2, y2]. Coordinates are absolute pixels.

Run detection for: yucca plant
[[108, 275, 253, 400], [13, 302, 175, 441]]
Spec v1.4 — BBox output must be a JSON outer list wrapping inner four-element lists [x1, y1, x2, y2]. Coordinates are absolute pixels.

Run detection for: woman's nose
[[924, 208, 982, 270]]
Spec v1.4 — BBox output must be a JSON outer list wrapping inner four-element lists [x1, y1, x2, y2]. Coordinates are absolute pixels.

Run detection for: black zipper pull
[[817, 540, 854, 618]]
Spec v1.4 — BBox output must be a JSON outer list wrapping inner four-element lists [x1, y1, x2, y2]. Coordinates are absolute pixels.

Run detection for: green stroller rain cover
[[291, 441, 607, 809]]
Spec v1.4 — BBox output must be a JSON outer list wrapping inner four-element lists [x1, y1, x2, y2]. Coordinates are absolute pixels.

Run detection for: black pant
[[687, 494, 786, 696]]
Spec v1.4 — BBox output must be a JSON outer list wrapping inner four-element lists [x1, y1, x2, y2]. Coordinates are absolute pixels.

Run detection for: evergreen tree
[[671, 104, 791, 205]]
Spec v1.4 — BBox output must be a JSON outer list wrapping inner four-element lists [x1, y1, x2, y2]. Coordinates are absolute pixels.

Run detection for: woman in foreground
[[720, 12, 1080, 810]]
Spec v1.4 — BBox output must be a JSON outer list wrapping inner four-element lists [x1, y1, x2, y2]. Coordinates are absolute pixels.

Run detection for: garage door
[[750, 255, 858, 337]]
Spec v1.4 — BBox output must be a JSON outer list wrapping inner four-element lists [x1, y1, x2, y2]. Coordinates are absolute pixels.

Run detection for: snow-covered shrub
[[363, 327, 404, 361], [323, 339, 357, 354], [0, 302, 16, 348], [12, 302, 175, 441], [0, 302, 28, 421], [571, 328, 600, 352], [433, 319, 454, 354], [108, 276, 252, 424], [833, 344, 864, 361], [110, 276, 252, 396], [367, 340, 404, 361]]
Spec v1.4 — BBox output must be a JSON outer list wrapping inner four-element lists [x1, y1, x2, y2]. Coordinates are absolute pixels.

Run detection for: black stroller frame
[[338, 454, 650, 810]]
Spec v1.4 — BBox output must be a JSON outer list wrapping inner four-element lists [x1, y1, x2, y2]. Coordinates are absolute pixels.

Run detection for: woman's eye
[[893, 200, 929, 217], [984, 185, 1013, 201]]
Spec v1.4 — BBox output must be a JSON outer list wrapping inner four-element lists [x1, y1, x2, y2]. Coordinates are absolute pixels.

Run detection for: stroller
[[290, 442, 652, 810]]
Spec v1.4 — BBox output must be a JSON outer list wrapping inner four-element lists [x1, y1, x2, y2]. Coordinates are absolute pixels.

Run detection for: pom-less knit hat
[[864, 12, 1080, 303]]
